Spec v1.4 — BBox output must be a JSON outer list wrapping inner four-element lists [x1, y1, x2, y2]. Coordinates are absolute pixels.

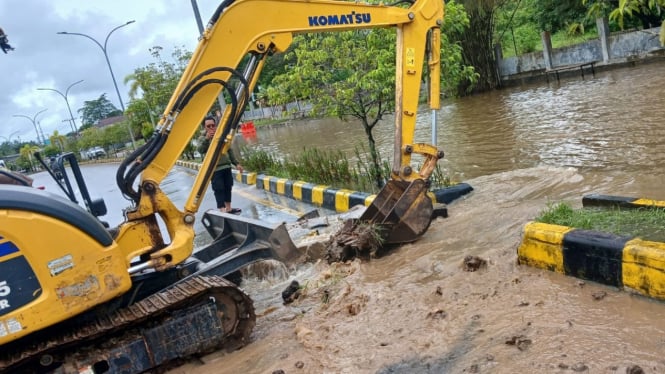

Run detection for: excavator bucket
[[193, 211, 299, 278], [359, 178, 433, 245]]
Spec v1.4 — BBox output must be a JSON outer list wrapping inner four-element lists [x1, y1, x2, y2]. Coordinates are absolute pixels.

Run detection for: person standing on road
[[197, 115, 243, 214]]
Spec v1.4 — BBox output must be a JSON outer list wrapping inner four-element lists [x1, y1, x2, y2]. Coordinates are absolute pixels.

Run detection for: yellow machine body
[[0, 186, 131, 344]]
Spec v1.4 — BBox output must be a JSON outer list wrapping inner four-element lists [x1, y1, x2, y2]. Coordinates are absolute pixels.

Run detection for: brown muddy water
[[171, 61, 665, 374]]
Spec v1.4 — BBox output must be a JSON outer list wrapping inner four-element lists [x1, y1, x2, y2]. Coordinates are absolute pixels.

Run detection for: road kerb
[[518, 221, 665, 301]]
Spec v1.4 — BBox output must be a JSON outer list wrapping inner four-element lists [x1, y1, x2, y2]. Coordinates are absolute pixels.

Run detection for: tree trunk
[[362, 119, 384, 190], [458, 3, 500, 94]]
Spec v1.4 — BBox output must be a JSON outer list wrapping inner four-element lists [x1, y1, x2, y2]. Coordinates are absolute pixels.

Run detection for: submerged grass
[[536, 202, 665, 242]]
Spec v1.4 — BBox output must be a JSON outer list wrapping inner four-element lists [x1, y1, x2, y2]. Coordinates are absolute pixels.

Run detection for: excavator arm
[[115, 0, 444, 272]]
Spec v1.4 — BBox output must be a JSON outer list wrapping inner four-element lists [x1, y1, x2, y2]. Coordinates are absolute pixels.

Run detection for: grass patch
[[536, 202, 665, 242], [239, 146, 453, 193]]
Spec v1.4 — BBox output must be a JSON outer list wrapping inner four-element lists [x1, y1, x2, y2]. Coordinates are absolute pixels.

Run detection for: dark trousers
[[211, 168, 234, 209]]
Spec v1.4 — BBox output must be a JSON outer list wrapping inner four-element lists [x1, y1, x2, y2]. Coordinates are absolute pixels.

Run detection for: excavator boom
[[114, 0, 444, 271]]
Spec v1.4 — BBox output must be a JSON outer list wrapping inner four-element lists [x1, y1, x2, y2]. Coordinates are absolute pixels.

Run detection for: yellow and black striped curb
[[518, 222, 665, 301], [174, 160, 474, 213], [253, 176, 474, 213], [583, 193, 665, 209], [255, 174, 375, 212], [176, 160, 202, 171]]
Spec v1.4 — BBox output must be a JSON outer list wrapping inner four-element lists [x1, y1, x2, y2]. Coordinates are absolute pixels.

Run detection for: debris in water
[[325, 220, 384, 263], [626, 365, 644, 374], [426, 309, 447, 319], [282, 280, 301, 304], [592, 290, 607, 300], [505, 335, 532, 351], [571, 362, 588, 372], [463, 255, 487, 271]]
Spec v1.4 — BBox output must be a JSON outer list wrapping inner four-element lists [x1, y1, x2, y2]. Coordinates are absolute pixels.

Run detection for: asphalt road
[[29, 163, 322, 248]]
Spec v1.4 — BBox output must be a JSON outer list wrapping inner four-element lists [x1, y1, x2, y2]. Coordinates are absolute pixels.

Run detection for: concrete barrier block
[[562, 229, 629, 287], [623, 239, 665, 300], [517, 222, 571, 273]]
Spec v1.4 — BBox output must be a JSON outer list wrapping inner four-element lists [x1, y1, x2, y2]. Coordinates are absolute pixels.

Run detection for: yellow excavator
[[0, 0, 444, 372]]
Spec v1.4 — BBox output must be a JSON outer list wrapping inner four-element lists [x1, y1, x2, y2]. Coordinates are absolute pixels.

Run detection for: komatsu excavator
[[0, 0, 444, 372]]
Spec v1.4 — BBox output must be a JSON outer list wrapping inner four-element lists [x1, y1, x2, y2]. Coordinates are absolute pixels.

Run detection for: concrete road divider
[[518, 221, 665, 301], [175, 161, 473, 214]]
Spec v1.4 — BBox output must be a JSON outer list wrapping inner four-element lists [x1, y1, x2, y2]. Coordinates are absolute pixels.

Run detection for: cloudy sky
[[0, 0, 220, 143]]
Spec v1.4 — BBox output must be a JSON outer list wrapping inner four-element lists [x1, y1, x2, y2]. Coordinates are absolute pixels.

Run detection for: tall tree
[[49, 130, 67, 152], [456, 0, 501, 94], [267, 2, 476, 188], [19, 144, 40, 171], [124, 46, 192, 138], [268, 29, 399, 189], [125, 46, 191, 107], [78, 93, 122, 127]]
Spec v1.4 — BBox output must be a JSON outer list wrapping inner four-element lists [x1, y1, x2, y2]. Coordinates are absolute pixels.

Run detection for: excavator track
[[0, 275, 255, 373]]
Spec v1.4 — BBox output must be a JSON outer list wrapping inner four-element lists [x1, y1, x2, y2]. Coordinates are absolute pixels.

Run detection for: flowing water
[[172, 61, 665, 373]]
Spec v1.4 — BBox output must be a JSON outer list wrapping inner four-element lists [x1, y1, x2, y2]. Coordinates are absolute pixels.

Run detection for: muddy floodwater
[[169, 61, 665, 374]]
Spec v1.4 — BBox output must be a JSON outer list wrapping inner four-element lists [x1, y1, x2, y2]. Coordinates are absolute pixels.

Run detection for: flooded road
[[32, 61, 665, 373], [169, 61, 665, 373]]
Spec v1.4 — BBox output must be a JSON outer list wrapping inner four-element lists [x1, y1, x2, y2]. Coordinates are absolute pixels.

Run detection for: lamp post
[[0, 130, 21, 144], [58, 20, 137, 150], [13, 109, 47, 145], [37, 79, 84, 136]]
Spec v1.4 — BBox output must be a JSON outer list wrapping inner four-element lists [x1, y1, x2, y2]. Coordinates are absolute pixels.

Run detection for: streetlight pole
[[37, 79, 84, 136], [0, 130, 21, 143], [58, 20, 137, 150], [189, 1, 227, 114], [13, 109, 48, 145]]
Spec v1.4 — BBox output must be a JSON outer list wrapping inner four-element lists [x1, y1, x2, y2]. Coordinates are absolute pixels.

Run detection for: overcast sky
[[0, 0, 220, 143]]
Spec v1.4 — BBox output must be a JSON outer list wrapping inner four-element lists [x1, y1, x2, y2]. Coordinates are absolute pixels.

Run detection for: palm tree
[[20, 144, 40, 171], [49, 130, 67, 152]]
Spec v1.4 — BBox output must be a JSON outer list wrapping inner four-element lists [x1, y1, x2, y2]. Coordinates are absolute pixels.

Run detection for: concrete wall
[[498, 23, 662, 80], [609, 28, 662, 58]]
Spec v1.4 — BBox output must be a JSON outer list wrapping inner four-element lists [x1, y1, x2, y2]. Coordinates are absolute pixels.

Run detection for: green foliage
[[19, 144, 39, 171], [513, 23, 542, 54], [124, 46, 192, 131], [240, 146, 285, 176], [78, 93, 122, 127], [75, 122, 130, 153], [284, 148, 355, 187], [0, 140, 21, 156], [429, 164, 453, 189], [584, 0, 665, 30], [609, 0, 665, 29], [240, 145, 451, 193], [528, 0, 590, 33], [49, 131, 68, 152], [41, 145, 60, 157], [141, 122, 155, 139], [536, 201, 665, 242], [440, 0, 479, 95], [268, 28, 397, 188]]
